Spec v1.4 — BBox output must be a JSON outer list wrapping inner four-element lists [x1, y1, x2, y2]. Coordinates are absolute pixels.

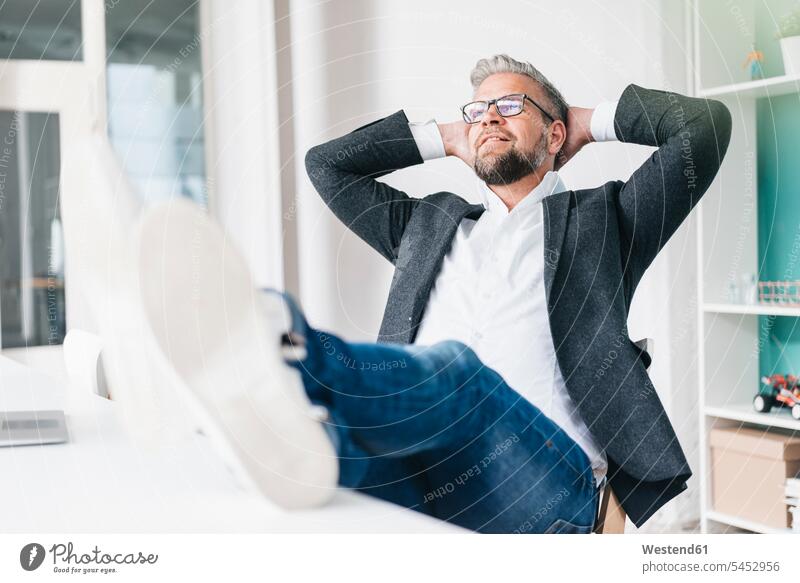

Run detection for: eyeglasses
[[461, 93, 555, 124]]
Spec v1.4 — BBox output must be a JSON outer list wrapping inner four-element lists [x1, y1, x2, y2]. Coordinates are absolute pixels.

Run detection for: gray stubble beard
[[473, 132, 549, 185]]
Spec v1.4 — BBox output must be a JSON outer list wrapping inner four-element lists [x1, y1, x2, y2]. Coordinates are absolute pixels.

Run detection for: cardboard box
[[710, 426, 800, 529]]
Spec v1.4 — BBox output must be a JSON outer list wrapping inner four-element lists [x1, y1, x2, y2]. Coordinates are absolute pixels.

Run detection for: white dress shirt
[[408, 100, 619, 485]]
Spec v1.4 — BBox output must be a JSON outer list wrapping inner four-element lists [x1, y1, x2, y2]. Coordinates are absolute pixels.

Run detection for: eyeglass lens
[[463, 95, 524, 123]]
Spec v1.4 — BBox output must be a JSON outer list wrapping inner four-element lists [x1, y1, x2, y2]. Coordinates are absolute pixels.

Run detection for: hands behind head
[[437, 120, 474, 167], [554, 106, 594, 171]]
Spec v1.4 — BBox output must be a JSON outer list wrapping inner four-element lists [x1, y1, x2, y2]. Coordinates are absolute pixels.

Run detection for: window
[[106, 0, 207, 204], [0, 0, 211, 350], [0, 0, 82, 61], [0, 111, 65, 348]]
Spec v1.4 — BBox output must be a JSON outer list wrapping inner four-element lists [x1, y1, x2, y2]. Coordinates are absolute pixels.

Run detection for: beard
[[473, 133, 549, 185]]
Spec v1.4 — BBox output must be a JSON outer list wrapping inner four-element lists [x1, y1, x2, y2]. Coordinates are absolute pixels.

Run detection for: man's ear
[[547, 120, 567, 154]]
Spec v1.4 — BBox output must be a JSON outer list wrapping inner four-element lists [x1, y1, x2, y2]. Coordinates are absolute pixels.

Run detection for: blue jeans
[[275, 291, 600, 533]]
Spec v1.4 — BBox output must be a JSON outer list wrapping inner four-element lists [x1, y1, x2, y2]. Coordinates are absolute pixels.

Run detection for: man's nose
[[480, 102, 506, 126]]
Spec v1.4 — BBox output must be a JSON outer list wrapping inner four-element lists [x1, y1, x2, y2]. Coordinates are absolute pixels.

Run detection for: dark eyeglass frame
[[461, 93, 556, 124]]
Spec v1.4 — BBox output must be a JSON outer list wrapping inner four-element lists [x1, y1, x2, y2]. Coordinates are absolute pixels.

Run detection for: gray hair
[[470, 54, 568, 123]]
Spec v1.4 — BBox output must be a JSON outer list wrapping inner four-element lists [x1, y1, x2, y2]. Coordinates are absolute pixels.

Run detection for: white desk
[[0, 356, 462, 533]]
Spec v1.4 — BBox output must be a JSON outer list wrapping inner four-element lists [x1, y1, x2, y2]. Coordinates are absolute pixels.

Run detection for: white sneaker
[[135, 198, 338, 509]]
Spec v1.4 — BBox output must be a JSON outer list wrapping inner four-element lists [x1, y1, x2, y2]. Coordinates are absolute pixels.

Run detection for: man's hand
[[554, 106, 594, 171], [437, 120, 474, 166]]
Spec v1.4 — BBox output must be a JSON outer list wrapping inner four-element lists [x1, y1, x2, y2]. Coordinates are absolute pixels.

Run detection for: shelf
[[705, 510, 792, 534], [693, 1, 800, 538], [704, 402, 800, 431], [703, 302, 800, 317], [698, 74, 800, 99]]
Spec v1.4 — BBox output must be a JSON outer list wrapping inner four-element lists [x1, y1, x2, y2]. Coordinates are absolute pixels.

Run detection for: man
[[138, 54, 730, 534], [139, 200, 602, 533], [302, 54, 731, 529]]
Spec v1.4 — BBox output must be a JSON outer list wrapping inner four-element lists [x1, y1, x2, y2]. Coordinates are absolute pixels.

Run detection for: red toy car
[[754, 374, 800, 420]]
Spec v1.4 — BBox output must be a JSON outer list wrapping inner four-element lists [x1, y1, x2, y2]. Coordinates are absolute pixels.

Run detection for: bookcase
[[692, 0, 800, 533]]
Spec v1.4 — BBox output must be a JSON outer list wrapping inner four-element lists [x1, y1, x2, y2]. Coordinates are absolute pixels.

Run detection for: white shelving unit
[[704, 402, 800, 432], [692, 0, 800, 534], [705, 510, 790, 534], [703, 302, 800, 318], [697, 73, 800, 99]]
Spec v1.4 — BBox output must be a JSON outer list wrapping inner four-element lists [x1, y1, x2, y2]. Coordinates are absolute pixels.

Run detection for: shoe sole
[[135, 199, 338, 509]]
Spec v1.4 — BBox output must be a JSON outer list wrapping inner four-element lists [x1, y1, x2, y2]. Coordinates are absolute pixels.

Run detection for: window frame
[[0, 0, 218, 350]]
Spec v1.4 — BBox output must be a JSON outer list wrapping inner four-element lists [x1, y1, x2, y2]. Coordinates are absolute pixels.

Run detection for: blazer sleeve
[[304, 110, 424, 264], [611, 84, 732, 282]]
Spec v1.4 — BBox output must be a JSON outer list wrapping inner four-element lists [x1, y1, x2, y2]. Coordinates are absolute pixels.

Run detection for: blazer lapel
[[542, 190, 572, 306], [411, 201, 485, 301], [382, 201, 485, 343]]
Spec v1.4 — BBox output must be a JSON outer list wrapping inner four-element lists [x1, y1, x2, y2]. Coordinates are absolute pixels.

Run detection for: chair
[[593, 486, 627, 533]]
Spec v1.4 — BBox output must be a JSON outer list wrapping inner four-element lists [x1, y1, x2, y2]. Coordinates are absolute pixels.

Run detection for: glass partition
[[0, 111, 66, 348], [106, 0, 207, 204], [0, 0, 82, 61]]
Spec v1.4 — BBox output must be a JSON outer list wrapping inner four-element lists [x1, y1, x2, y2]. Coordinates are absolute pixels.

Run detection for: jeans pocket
[[543, 518, 594, 534], [544, 437, 593, 491]]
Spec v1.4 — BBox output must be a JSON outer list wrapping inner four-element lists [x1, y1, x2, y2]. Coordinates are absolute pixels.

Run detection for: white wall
[[203, 0, 285, 289], [226, 0, 700, 531]]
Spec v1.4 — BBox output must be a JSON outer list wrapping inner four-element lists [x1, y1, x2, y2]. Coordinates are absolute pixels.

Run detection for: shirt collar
[[480, 171, 566, 215]]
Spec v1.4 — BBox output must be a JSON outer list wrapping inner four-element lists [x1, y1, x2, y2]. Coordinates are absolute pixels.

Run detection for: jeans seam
[[544, 517, 594, 534], [539, 434, 592, 491]]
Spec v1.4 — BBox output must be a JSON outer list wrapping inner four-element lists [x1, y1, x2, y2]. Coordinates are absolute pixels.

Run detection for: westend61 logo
[[19, 541, 158, 575]]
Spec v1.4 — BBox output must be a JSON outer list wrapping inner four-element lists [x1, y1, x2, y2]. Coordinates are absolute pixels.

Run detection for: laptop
[[0, 410, 68, 447]]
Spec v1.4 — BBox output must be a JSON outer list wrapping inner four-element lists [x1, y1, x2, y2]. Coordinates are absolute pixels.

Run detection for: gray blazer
[[305, 84, 732, 527]]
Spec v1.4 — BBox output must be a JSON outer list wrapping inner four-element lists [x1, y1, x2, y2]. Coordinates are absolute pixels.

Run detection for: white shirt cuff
[[409, 120, 446, 160], [590, 100, 619, 142]]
